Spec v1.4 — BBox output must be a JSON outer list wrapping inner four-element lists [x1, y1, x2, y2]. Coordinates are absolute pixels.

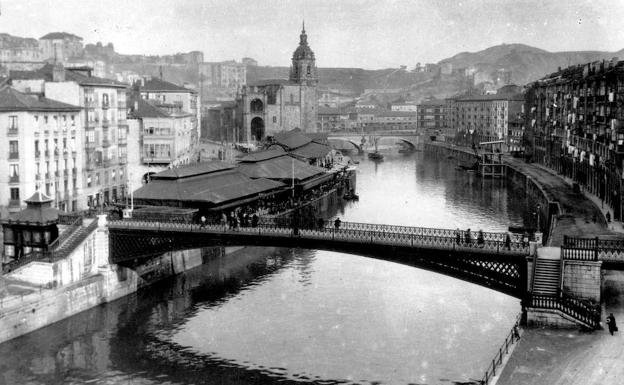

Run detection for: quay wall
[[0, 216, 223, 344], [424, 143, 559, 245], [562, 260, 602, 302]]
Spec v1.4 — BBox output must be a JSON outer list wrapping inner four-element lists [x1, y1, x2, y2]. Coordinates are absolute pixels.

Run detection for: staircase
[[532, 257, 560, 296], [51, 219, 98, 261]]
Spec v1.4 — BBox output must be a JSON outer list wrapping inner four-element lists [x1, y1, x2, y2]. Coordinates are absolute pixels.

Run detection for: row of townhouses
[[0, 63, 199, 217]]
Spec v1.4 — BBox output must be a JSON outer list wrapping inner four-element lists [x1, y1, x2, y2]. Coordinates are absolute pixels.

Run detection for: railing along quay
[[562, 235, 624, 262], [107, 219, 530, 256], [480, 313, 522, 385], [528, 292, 601, 329]]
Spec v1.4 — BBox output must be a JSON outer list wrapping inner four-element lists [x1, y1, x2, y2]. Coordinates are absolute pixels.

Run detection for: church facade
[[237, 24, 318, 141]]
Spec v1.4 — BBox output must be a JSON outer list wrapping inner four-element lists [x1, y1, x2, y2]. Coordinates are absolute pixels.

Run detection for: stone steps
[[532, 258, 560, 296]]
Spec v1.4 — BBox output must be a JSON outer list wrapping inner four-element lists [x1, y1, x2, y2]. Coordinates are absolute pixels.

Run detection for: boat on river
[[368, 151, 384, 160]]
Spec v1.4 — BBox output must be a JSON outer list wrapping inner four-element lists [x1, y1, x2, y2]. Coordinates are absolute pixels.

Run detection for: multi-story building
[[126, 98, 195, 187], [139, 77, 200, 144], [391, 103, 418, 112], [199, 60, 247, 95], [236, 24, 318, 141], [0, 33, 42, 63], [39, 32, 84, 61], [0, 85, 81, 216], [452, 93, 524, 142], [349, 109, 417, 132], [10, 63, 129, 209], [524, 59, 624, 219], [317, 106, 352, 131], [416, 99, 447, 134], [202, 101, 237, 141]]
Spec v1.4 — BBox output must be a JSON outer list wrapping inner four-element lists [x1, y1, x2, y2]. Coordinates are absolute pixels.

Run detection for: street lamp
[[535, 204, 541, 233]]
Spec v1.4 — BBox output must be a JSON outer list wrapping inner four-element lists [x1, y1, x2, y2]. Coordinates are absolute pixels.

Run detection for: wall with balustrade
[[562, 260, 602, 302]]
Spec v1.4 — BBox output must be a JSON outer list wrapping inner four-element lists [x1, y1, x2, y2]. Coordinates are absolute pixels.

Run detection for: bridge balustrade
[[528, 292, 601, 329], [562, 235, 624, 262], [108, 219, 529, 256]]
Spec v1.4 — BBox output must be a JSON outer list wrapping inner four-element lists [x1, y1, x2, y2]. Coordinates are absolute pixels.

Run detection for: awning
[[299, 172, 334, 190]]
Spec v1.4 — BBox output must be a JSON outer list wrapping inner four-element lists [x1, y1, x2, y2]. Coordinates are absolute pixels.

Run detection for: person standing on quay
[[606, 313, 618, 335]]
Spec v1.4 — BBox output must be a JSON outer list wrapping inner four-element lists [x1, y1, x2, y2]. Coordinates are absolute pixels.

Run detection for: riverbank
[[427, 142, 624, 385]]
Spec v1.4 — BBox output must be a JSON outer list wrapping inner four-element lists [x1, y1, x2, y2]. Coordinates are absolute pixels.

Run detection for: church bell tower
[[289, 22, 318, 85]]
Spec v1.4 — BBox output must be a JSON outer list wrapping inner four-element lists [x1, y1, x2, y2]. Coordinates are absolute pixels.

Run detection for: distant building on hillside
[[199, 60, 247, 98], [39, 32, 84, 61], [242, 57, 258, 66], [391, 102, 417, 112]]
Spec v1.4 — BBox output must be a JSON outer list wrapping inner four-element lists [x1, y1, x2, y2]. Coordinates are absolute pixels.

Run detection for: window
[[273, 116, 277, 123], [8, 115, 18, 129], [10, 188, 19, 200], [9, 140, 18, 155], [9, 164, 18, 178]]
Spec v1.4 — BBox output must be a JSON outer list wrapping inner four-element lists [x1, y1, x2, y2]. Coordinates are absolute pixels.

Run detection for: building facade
[[417, 99, 448, 133], [0, 85, 82, 216], [139, 77, 200, 144], [236, 25, 318, 142], [10, 64, 129, 209], [452, 93, 524, 142], [39, 32, 84, 61], [199, 60, 247, 95], [524, 59, 624, 219]]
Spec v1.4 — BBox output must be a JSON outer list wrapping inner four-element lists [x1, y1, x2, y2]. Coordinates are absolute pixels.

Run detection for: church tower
[[289, 22, 318, 85]]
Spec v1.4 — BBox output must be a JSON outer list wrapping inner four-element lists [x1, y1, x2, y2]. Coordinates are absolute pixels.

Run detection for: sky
[[2, 0, 624, 69]]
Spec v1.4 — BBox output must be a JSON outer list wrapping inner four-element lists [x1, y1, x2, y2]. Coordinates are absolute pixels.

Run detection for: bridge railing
[[562, 235, 624, 262], [108, 219, 529, 255]]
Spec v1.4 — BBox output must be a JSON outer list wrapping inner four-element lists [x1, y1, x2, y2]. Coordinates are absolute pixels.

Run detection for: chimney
[[52, 63, 65, 82]]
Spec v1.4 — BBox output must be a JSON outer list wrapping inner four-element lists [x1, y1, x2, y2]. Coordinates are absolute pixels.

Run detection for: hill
[[439, 43, 624, 84]]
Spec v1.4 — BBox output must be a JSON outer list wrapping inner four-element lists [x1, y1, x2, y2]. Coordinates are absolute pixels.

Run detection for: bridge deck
[[108, 220, 530, 257]]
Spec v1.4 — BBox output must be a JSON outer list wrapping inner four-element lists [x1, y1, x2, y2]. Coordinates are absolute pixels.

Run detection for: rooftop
[[40, 32, 82, 40], [152, 161, 236, 180], [9, 63, 128, 88], [0, 85, 81, 112], [140, 77, 195, 93]]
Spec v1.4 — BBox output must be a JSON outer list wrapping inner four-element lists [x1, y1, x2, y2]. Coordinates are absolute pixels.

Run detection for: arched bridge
[[108, 220, 530, 298], [328, 133, 420, 152]]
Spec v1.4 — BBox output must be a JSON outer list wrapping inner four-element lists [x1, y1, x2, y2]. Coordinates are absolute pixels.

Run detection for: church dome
[[292, 24, 315, 60]]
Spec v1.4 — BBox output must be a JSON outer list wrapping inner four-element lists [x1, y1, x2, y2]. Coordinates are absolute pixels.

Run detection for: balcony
[[9, 199, 21, 208], [35, 173, 41, 180], [118, 136, 127, 146], [54, 148, 60, 158], [63, 169, 68, 177], [35, 150, 41, 159], [54, 170, 60, 178], [102, 101, 110, 110], [85, 162, 96, 171], [72, 167, 77, 175], [45, 149, 50, 157], [118, 156, 128, 165], [9, 175, 19, 183], [102, 118, 110, 127], [7, 127, 18, 136], [45, 172, 51, 179], [8, 152, 19, 160], [85, 142, 96, 151], [102, 138, 111, 147], [72, 150, 77, 158]]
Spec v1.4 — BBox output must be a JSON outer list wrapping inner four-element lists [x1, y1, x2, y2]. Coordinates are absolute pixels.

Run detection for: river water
[[0, 152, 539, 385]]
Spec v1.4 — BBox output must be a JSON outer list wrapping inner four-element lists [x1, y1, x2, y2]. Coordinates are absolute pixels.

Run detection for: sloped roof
[[134, 169, 285, 205], [237, 155, 325, 181], [0, 86, 81, 112], [25, 191, 53, 204], [9, 63, 127, 88], [152, 161, 235, 180], [290, 141, 332, 160], [238, 148, 286, 162], [129, 99, 170, 119], [40, 32, 82, 40], [140, 78, 195, 93], [8, 192, 59, 225], [273, 131, 313, 150]]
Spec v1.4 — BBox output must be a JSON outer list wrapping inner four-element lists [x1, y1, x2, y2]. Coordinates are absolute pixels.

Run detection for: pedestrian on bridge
[[318, 217, 325, 231], [477, 230, 485, 247], [606, 313, 618, 335], [455, 229, 461, 245], [465, 228, 472, 246], [200, 215, 207, 228], [505, 233, 512, 250], [334, 217, 342, 230]]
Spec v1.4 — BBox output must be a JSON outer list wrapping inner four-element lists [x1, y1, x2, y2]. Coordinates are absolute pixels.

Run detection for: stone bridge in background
[[108, 219, 529, 298], [327, 131, 422, 153]]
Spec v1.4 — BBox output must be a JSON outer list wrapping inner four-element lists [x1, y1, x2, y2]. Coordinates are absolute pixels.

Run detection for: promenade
[[428, 143, 624, 385]]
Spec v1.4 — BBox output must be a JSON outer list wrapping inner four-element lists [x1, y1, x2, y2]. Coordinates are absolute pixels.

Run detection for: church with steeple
[[236, 23, 319, 142]]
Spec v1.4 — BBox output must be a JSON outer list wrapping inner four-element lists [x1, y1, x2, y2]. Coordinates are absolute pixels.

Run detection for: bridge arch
[[327, 138, 362, 153], [108, 222, 527, 298]]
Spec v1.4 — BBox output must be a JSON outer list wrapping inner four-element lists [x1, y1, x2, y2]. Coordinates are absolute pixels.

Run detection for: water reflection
[[0, 153, 534, 385]]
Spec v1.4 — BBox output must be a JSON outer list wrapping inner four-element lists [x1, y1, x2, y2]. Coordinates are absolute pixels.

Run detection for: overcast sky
[[2, 0, 624, 69]]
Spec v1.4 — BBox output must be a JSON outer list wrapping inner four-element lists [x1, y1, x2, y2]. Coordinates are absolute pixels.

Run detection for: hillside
[[439, 43, 624, 84]]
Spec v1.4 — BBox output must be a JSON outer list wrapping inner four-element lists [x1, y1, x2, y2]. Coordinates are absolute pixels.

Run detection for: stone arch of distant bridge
[[327, 138, 362, 153], [108, 222, 528, 298]]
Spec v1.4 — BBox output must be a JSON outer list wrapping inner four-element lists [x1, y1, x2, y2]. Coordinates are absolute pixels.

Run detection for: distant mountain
[[439, 43, 624, 84]]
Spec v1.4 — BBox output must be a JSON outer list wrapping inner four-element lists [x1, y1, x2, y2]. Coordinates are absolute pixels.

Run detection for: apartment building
[[10, 63, 129, 209], [0, 85, 81, 216], [452, 93, 524, 142]]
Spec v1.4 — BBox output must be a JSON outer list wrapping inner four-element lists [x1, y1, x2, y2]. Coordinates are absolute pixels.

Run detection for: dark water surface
[[0, 152, 538, 385]]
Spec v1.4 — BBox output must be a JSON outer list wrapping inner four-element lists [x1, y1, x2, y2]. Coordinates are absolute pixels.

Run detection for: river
[[0, 152, 539, 385]]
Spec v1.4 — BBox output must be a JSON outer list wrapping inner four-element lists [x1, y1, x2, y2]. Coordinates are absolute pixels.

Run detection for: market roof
[[40, 32, 82, 40], [273, 130, 313, 150], [0, 85, 81, 112], [238, 148, 287, 162], [140, 77, 195, 93], [290, 141, 332, 160], [237, 154, 326, 181], [133, 169, 285, 206], [152, 161, 235, 180]]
